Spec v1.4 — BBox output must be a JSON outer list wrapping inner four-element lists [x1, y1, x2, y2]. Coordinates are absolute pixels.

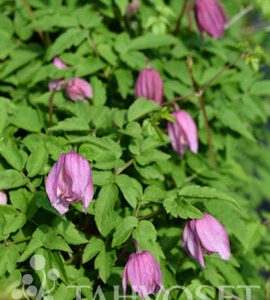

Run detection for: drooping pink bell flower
[[0, 191, 7, 205], [194, 0, 227, 38], [65, 78, 93, 101], [122, 242, 162, 299], [167, 110, 198, 156], [183, 213, 231, 267], [53, 57, 68, 69], [126, 1, 140, 18], [135, 62, 163, 105], [45, 152, 94, 215]]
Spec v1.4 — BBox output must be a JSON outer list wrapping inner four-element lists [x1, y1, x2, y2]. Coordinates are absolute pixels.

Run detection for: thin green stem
[[174, 0, 189, 35], [198, 94, 217, 168], [115, 159, 134, 176], [23, 0, 47, 46], [187, 56, 216, 168], [163, 93, 196, 106], [138, 209, 162, 221]]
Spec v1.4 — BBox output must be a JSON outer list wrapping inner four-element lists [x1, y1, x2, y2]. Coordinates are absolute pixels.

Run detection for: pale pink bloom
[[194, 0, 227, 38], [45, 152, 94, 215], [53, 57, 68, 69], [183, 213, 231, 267], [135, 62, 163, 105], [0, 191, 7, 205], [66, 78, 93, 101], [126, 1, 140, 17], [122, 242, 162, 299], [167, 110, 198, 155]]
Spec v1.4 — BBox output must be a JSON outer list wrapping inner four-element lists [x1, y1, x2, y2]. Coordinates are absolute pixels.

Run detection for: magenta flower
[[53, 57, 68, 69], [194, 0, 227, 38], [183, 213, 231, 267], [45, 152, 94, 215], [0, 191, 7, 205], [126, 1, 140, 17], [135, 62, 163, 105], [66, 78, 93, 101], [122, 243, 162, 299], [167, 110, 198, 156]]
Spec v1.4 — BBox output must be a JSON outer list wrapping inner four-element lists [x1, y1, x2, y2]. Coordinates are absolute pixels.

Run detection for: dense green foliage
[[0, 0, 270, 299]]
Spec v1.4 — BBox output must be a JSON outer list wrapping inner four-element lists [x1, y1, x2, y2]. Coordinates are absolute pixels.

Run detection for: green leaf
[[42, 229, 73, 253], [143, 185, 167, 203], [136, 149, 170, 166], [95, 184, 119, 237], [91, 76, 106, 106], [115, 0, 129, 15], [128, 34, 177, 50], [112, 216, 138, 247], [82, 237, 105, 263], [18, 225, 49, 262], [178, 185, 240, 208], [10, 105, 42, 132], [32, 191, 59, 215], [1, 212, 27, 236], [250, 80, 270, 95], [49, 117, 90, 132], [92, 170, 114, 186], [133, 220, 163, 259], [25, 136, 48, 177], [0, 169, 27, 189], [9, 188, 32, 213], [0, 138, 24, 171], [94, 248, 116, 283], [75, 58, 105, 77], [164, 193, 203, 219], [53, 218, 88, 245], [127, 98, 160, 122], [120, 51, 147, 70], [47, 28, 87, 60], [97, 44, 118, 66], [216, 108, 255, 141], [115, 69, 133, 99], [116, 174, 143, 209]]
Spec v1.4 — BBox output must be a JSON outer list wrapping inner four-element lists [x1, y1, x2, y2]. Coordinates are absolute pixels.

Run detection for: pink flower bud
[[0, 191, 7, 205], [122, 242, 162, 299], [135, 63, 163, 105], [126, 1, 140, 17], [167, 110, 198, 156], [194, 0, 227, 38], [45, 152, 94, 215], [53, 57, 68, 69], [65, 78, 93, 101], [183, 213, 231, 267]]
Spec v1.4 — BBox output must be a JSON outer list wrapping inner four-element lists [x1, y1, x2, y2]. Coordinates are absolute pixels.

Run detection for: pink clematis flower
[[135, 62, 163, 105], [45, 152, 94, 215], [167, 110, 198, 156], [52, 57, 68, 69], [122, 242, 162, 299], [126, 1, 140, 18], [194, 0, 227, 38], [183, 213, 231, 267], [0, 191, 7, 205], [65, 77, 93, 101]]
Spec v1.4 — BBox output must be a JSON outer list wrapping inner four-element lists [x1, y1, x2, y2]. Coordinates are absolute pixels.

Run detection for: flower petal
[[195, 213, 231, 261], [174, 110, 198, 153], [183, 220, 205, 267]]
